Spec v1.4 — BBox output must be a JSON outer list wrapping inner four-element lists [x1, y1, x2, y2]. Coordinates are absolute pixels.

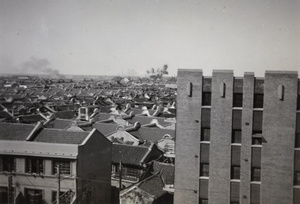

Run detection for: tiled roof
[[0, 122, 35, 140], [112, 143, 152, 166], [138, 174, 165, 197], [19, 114, 46, 123], [33, 129, 89, 144], [138, 127, 175, 142], [50, 119, 73, 129], [132, 116, 171, 127], [54, 110, 76, 119], [92, 122, 120, 136], [152, 161, 174, 185]]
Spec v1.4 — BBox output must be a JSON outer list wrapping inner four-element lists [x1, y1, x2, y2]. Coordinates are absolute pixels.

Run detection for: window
[[294, 171, 300, 185], [202, 92, 211, 106], [250, 184, 260, 204], [79, 107, 86, 114], [230, 182, 240, 204], [125, 168, 138, 178], [200, 163, 209, 177], [231, 146, 241, 179], [231, 166, 240, 180], [201, 108, 211, 141], [296, 113, 300, 148], [200, 144, 209, 177], [25, 158, 43, 174], [251, 147, 261, 181], [52, 191, 73, 204], [53, 160, 71, 175], [199, 199, 208, 204], [294, 188, 300, 204], [253, 94, 264, 108], [297, 94, 300, 110], [114, 166, 139, 180], [251, 167, 261, 181], [252, 111, 263, 144], [232, 130, 241, 143], [232, 110, 242, 143], [201, 128, 210, 141], [1, 156, 15, 172], [25, 188, 43, 204], [199, 179, 208, 200], [252, 136, 262, 145], [233, 93, 243, 107], [295, 151, 300, 185]]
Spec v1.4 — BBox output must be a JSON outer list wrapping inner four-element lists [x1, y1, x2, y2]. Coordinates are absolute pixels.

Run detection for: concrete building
[[174, 69, 300, 204], [0, 122, 111, 204]]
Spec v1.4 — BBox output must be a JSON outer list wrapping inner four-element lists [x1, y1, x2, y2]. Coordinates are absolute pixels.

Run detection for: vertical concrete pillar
[[240, 72, 254, 204], [261, 71, 298, 204], [174, 69, 202, 204], [208, 70, 233, 204]]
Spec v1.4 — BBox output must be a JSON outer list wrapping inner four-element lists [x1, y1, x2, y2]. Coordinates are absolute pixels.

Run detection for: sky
[[0, 0, 299, 77]]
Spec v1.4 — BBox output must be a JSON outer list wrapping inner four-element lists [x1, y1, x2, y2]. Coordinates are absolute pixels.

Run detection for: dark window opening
[[253, 94, 264, 108], [294, 172, 300, 185], [200, 163, 209, 177], [296, 134, 300, 148], [53, 160, 71, 175], [252, 134, 262, 145], [232, 130, 241, 143], [25, 189, 43, 204], [231, 166, 240, 180], [1, 156, 15, 172], [201, 128, 210, 141], [202, 92, 211, 106], [25, 158, 43, 174], [251, 167, 261, 181], [233, 93, 243, 107]]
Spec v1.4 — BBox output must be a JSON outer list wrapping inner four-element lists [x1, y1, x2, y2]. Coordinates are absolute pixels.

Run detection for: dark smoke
[[21, 57, 64, 78]]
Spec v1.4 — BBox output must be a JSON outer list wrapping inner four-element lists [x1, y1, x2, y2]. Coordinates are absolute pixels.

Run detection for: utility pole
[[8, 175, 13, 204], [119, 161, 122, 196], [57, 165, 60, 204]]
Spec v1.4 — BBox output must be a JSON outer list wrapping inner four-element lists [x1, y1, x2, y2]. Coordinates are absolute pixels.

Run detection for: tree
[[146, 64, 168, 81]]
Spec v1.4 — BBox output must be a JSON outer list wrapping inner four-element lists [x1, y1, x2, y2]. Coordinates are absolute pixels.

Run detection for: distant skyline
[[0, 0, 299, 77]]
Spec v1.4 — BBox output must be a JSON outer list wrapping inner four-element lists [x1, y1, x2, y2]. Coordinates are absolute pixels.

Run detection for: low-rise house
[[0, 122, 112, 204], [120, 161, 174, 204], [111, 143, 163, 188]]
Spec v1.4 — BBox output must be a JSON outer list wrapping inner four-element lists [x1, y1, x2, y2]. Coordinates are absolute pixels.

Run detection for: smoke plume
[[21, 57, 63, 78]]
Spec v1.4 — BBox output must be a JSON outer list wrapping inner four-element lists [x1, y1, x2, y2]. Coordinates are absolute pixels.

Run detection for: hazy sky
[[0, 0, 299, 77]]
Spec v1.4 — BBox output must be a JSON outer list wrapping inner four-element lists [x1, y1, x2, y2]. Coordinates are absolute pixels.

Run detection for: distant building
[[174, 70, 300, 204]]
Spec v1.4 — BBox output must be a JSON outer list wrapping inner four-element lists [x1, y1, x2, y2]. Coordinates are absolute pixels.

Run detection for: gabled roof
[[132, 115, 171, 127], [0, 122, 36, 140], [138, 127, 175, 143], [121, 161, 174, 199], [33, 129, 89, 144], [92, 122, 123, 136], [54, 110, 76, 119], [49, 118, 73, 129], [138, 173, 165, 198], [112, 143, 156, 166], [152, 161, 174, 185]]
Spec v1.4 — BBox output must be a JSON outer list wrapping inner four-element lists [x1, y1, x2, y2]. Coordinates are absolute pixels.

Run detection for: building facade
[[0, 124, 112, 204], [174, 69, 300, 204]]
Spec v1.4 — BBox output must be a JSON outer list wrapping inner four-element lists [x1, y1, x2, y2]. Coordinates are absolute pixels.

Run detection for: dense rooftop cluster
[[0, 74, 177, 204]]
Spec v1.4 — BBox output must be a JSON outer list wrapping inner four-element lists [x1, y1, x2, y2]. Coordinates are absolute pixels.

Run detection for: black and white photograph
[[0, 0, 299, 203]]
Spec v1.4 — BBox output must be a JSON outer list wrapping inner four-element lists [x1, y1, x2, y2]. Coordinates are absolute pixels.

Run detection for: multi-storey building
[[0, 122, 111, 204], [174, 69, 300, 204]]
